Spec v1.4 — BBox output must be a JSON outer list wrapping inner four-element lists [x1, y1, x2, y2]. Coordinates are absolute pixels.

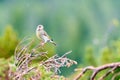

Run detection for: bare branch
[[99, 66, 117, 80], [112, 72, 120, 80], [74, 62, 120, 80], [9, 37, 77, 80], [41, 51, 77, 75], [74, 66, 95, 80]]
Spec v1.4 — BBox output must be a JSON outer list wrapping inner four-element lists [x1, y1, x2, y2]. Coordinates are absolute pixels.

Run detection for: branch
[[112, 72, 120, 80], [74, 62, 120, 80], [99, 66, 117, 80]]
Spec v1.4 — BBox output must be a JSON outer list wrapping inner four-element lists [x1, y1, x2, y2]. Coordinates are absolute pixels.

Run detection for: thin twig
[[112, 71, 120, 80], [74, 66, 95, 80], [74, 62, 120, 80], [99, 66, 117, 80]]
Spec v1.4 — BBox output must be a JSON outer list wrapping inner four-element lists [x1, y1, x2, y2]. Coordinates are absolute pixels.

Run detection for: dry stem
[[74, 62, 120, 80]]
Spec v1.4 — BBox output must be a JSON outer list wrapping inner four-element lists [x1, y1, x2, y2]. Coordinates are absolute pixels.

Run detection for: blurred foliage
[[0, 56, 65, 80], [85, 46, 97, 66], [0, 58, 9, 79], [0, 0, 120, 78], [71, 39, 120, 80], [0, 25, 19, 58], [100, 47, 114, 64], [1, 0, 120, 62], [19, 37, 56, 61]]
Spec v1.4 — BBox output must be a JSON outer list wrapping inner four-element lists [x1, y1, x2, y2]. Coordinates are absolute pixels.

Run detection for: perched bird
[[36, 25, 56, 46]]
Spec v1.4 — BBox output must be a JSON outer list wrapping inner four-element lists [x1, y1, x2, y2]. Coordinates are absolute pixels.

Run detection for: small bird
[[36, 25, 56, 46]]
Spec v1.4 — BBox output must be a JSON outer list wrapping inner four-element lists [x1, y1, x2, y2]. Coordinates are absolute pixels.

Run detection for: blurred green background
[[0, 0, 120, 78]]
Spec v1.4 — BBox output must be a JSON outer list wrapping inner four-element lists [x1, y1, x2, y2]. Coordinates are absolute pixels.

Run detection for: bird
[[36, 25, 56, 46]]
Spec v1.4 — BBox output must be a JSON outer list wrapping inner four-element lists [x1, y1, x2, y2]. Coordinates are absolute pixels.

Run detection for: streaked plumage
[[36, 25, 56, 45]]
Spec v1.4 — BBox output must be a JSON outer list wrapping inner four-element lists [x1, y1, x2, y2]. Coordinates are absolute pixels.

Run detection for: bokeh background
[[1, 0, 120, 78]]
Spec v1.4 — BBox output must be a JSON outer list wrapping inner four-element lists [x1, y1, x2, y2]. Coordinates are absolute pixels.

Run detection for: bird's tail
[[50, 40, 56, 46]]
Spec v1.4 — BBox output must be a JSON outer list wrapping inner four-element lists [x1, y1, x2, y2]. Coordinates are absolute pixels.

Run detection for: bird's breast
[[36, 31, 41, 40]]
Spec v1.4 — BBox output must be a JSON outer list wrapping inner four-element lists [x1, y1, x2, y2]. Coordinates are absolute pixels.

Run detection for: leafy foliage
[[0, 25, 19, 58], [0, 58, 9, 79], [85, 46, 97, 66], [73, 39, 120, 80]]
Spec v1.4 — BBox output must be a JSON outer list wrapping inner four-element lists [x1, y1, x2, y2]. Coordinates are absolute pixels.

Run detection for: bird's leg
[[39, 41, 45, 50], [41, 42, 45, 46], [35, 41, 45, 49]]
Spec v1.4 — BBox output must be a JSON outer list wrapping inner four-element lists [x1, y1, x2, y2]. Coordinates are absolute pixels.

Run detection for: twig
[[112, 71, 120, 80], [99, 66, 117, 80], [11, 37, 77, 80], [74, 62, 120, 80], [74, 66, 95, 80]]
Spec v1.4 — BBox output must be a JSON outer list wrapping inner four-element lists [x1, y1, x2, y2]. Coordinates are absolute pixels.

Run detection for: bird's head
[[37, 25, 44, 31]]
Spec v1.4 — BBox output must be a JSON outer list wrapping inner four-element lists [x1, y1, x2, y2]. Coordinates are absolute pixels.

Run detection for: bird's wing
[[43, 31, 54, 42], [43, 31, 51, 39], [43, 31, 56, 45]]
